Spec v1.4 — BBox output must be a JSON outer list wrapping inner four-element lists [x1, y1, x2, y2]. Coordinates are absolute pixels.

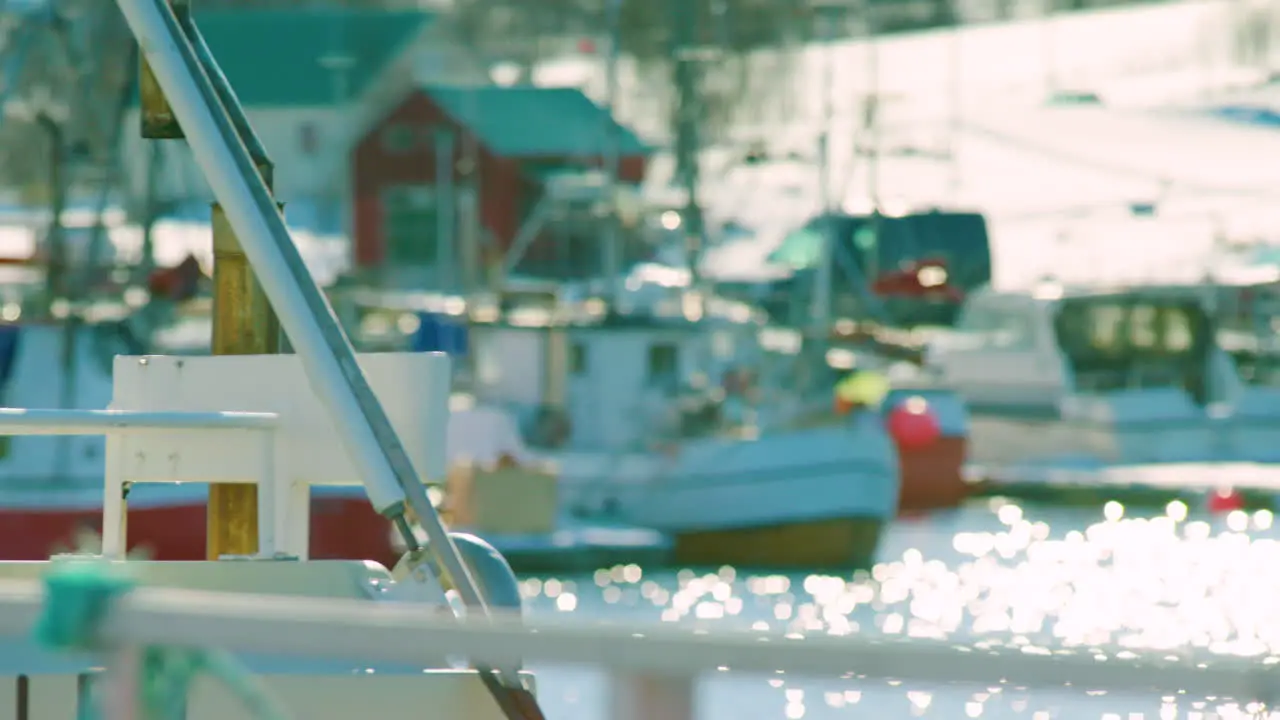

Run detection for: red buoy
[[1207, 488, 1244, 514], [887, 396, 941, 450]]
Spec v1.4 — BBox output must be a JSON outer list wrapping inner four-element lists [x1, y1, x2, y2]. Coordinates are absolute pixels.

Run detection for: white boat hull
[[968, 387, 1280, 475], [553, 413, 899, 568]]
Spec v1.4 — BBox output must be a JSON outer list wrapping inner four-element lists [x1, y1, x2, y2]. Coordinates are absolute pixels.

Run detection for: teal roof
[[424, 86, 649, 158], [133, 8, 431, 107]]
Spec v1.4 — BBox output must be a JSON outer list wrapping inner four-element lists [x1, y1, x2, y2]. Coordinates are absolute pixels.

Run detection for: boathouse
[[350, 85, 649, 288], [119, 7, 488, 231]]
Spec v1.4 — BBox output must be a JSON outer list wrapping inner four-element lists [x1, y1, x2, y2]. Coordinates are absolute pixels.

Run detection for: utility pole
[[435, 128, 456, 291], [600, 0, 622, 303], [461, 86, 482, 294], [864, 0, 881, 210], [862, 0, 884, 317], [139, 142, 162, 282], [1041, 0, 1058, 96], [670, 0, 707, 293], [948, 0, 962, 201], [320, 49, 353, 248], [36, 112, 67, 316]]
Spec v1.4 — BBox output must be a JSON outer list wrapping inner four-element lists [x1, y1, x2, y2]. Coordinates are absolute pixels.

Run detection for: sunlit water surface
[[520, 500, 1280, 719]]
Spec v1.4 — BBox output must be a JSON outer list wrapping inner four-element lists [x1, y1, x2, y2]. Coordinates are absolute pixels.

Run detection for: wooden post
[[208, 200, 281, 559], [139, 0, 187, 139]]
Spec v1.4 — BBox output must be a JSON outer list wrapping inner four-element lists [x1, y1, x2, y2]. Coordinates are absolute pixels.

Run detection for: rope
[[34, 561, 291, 720]]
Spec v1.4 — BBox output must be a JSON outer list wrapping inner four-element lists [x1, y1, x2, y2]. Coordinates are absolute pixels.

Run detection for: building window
[[382, 123, 416, 153], [421, 126, 455, 151], [300, 122, 319, 155], [570, 342, 587, 375], [647, 342, 678, 381], [382, 185, 438, 266]]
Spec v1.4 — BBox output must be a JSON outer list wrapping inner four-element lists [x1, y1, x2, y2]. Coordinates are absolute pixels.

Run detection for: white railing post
[[253, 428, 279, 559], [101, 648, 144, 720], [101, 433, 127, 559], [610, 672, 695, 720]]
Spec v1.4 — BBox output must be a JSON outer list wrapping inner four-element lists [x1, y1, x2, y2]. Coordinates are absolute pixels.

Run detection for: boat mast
[[865, 0, 881, 212], [600, 0, 622, 305], [669, 0, 708, 301], [1041, 0, 1058, 96], [810, 1, 843, 335], [947, 0, 962, 201]]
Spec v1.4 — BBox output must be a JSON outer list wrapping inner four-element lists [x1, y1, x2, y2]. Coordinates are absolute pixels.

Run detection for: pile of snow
[[0, 212, 349, 286]]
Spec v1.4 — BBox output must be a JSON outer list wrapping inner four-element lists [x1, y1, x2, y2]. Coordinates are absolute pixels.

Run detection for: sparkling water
[[523, 499, 1280, 719]]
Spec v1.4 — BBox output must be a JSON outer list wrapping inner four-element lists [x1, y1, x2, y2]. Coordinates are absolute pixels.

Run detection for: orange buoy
[[887, 396, 941, 450]]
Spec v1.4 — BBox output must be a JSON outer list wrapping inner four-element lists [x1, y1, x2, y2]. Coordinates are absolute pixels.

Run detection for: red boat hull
[[897, 434, 971, 513], [0, 496, 398, 568]]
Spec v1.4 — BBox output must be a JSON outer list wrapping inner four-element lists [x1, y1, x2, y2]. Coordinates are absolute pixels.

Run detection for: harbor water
[[523, 499, 1280, 719]]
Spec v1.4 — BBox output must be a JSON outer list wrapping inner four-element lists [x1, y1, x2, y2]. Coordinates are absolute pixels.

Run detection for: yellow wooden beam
[[207, 201, 281, 559]]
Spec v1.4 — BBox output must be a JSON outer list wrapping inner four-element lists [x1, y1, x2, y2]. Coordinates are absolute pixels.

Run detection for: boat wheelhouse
[[925, 284, 1280, 473]]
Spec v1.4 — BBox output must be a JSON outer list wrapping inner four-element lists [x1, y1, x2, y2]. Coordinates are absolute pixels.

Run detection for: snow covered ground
[[694, 82, 1280, 289], [532, 0, 1280, 290], [0, 208, 348, 286], [5, 0, 1280, 296]]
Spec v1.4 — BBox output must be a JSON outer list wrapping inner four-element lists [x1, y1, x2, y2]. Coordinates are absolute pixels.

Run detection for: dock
[[971, 462, 1280, 510]]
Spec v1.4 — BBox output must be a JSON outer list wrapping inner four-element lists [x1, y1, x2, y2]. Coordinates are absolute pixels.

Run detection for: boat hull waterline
[[556, 416, 903, 569]]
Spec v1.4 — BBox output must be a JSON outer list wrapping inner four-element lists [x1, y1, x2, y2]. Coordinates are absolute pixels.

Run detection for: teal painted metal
[[425, 85, 649, 159], [37, 561, 289, 720]]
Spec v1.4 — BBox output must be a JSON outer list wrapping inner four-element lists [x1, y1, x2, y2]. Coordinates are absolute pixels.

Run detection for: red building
[[352, 85, 649, 284]]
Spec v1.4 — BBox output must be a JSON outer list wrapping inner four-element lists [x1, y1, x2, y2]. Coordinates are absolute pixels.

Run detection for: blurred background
[[5, 0, 1280, 307]]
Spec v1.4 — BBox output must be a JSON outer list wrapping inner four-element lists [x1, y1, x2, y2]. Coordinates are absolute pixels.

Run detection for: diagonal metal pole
[[113, 1, 543, 717]]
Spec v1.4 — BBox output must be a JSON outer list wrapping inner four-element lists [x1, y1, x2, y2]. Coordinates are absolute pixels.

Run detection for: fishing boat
[[367, 282, 910, 571], [759, 207, 992, 329], [741, 206, 986, 513], [0, 321, 395, 565], [882, 385, 971, 512], [923, 283, 1280, 484]]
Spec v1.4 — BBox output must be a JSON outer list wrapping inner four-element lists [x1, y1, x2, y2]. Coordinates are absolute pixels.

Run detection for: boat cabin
[[344, 282, 772, 452], [763, 208, 992, 328], [467, 298, 766, 452], [927, 285, 1224, 415]]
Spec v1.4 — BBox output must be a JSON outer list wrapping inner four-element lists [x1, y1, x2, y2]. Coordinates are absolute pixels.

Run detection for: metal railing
[[0, 577, 1272, 720], [0, 408, 278, 435]]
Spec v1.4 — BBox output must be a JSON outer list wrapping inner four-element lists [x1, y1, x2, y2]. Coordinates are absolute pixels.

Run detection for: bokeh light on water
[[518, 500, 1280, 719]]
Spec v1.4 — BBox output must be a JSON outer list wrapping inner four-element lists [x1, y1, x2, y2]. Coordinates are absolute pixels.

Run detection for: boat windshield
[[1053, 296, 1213, 403]]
